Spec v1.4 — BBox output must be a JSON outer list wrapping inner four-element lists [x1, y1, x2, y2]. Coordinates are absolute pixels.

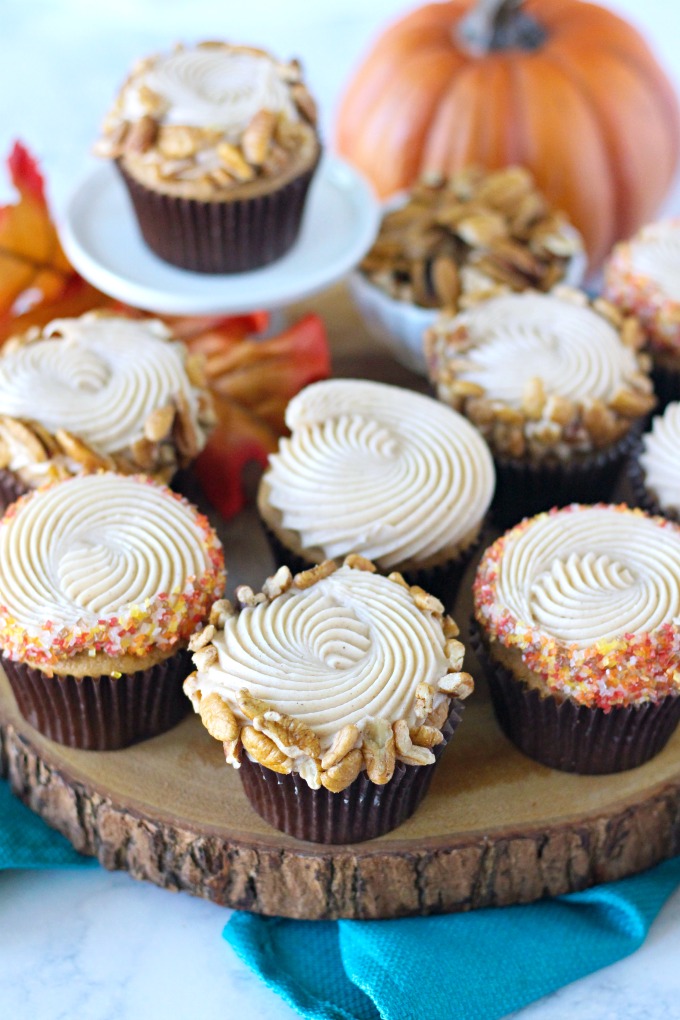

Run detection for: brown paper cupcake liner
[[0, 469, 30, 515], [470, 622, 680, 774], [491, 425, 641, 531], [239, 700, 463, 843], [627, 437, 680, 523], [117, 158, 319, 274], [3, 649, 192, 750], [651, 358, 680, 412], [260, 519, 482, 610]]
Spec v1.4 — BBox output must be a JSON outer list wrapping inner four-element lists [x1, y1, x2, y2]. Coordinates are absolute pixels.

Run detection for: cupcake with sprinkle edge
[[0, 473, 225, 749], [473, 504, 680, 774]]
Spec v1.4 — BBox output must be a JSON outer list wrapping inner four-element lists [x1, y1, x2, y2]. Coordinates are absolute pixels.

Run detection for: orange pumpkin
[[336, 0, 680, 269]]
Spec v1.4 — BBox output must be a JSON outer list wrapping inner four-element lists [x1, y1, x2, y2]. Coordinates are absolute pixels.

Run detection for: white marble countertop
[[2, 1, 680, 1017]]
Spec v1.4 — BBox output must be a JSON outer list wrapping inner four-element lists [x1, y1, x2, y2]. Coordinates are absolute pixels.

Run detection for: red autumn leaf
[[193, 314, 331, 518]]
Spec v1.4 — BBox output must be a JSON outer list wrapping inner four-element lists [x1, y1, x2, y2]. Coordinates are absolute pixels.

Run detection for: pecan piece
[[216, 141, 255, 181], [125, 115, 158, 154], [363, 719, 396, 785], [438, 671, 475, 699], [242, 110, 276, 166], [343, 554, 376, 572], [321, 749, 363, 793], [241, 727, 292, 774], [56, 429, 114, 471], [198, 692, 239, 742], [294, 560, 337, 589], [262, 565, 293, 600], [320, 723, 360, 771], [144, 405, 175, 443], [188, 624, 215, 652]]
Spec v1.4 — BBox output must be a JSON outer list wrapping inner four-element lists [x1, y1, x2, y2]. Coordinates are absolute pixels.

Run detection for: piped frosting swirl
[[0, 313, 212, 485], [427, 289, 654, 459], [138, 47, 298, 137], [639, 402, 680, 515], [474, 505, 680, 708], [185, 560, 473, 789], [0, 474, 225, 667], [259, 380, 495, 570]]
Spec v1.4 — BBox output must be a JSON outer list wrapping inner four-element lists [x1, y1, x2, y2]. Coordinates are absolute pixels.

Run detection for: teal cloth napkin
[[225, 858, 680, 1020], [0, 777, 96, 869], [3, 773, 680, 1020]]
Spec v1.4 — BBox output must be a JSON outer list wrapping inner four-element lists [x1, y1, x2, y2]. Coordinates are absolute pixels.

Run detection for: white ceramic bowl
[[348, 270, 437, 376]]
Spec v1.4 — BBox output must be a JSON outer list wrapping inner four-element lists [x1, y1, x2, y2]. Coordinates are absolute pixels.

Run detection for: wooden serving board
[[1, 285, 680, 921]]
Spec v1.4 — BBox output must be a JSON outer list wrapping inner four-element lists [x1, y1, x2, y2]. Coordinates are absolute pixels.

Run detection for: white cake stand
[[58, 156, 379, 316]]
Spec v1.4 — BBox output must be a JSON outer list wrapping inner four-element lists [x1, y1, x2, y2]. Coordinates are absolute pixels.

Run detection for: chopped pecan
[[343, 554, 376, 572], [241, 727, 292, 774], [188, 624, 215, 652], [363, 719, 396, 785], [294, 560, 337, 589], [262, 565, 293, 600], [321, 749, 363, 792], [198, 692, 239, 741], [438, 671, 475, 699], [320, 724, 360, 771], [144, 405, 175, 442]]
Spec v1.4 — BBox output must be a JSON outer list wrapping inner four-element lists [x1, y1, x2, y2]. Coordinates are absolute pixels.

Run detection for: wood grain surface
[[1, 284, 679, 919]]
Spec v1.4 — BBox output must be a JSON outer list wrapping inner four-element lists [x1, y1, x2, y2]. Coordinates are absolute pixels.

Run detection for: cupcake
[[473, 504, 680, 774], [184, 558, 474, 843], [351, 165, 584, 374], [0, 473, 225, 749], [0, 311, 214, 513], [630, 401, 680, 521], [426, 288, 655, 529], [604, 220, 680, 408], [95, 41, 321, 273], [257, 379, 495, 606]]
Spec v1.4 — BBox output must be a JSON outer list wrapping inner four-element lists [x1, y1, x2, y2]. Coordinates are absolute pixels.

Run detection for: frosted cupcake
[[257, 379, 495, 605], [630, 401, 680, 521], [427, 289, 655, 528], [184, 558, 473, 843], [96, 41, 320, 272], [0, 311, 214, 512], [0, 474, 225, 749], [473, 505, 680, 773], [604, 220, 680, 407]]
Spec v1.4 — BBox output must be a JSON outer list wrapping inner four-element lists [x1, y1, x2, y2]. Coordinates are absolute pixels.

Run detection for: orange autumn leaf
[[0, 142, 113, 339], [0, 143, 332, 519]]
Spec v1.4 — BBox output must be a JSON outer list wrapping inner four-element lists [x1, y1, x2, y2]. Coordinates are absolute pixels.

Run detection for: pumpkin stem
[[458, 0, 547, 55]]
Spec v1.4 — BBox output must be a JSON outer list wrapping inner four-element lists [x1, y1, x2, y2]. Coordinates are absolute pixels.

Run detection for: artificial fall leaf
[[0, 143, 112, 339], [193, 313, 331, 519], [0, 143, 332, 520]]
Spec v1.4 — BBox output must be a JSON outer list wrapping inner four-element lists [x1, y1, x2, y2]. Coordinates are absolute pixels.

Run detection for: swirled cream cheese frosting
[[96, 42, 319, 199], [427, 289, 654, 460], [258, 380, 495, 571], [474, 505, 680, 708], [184, 559, 474, 790], [605, 220, 680, 352], [639, 402, 680, 515], [0, 312, 213, 486], [0, 474, 225, 670]]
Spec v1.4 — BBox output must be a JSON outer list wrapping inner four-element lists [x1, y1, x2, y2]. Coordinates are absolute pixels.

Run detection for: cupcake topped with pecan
[[184, 557, 473, 793], [0, 311, 214, 505], [95, 41, 319, 201], [427, 288, 654, 462]]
